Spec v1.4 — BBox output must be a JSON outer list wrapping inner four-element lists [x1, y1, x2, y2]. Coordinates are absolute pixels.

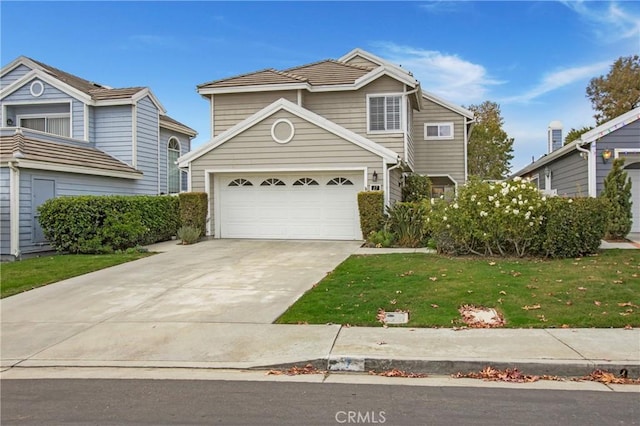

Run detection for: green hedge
[[179, 192, 208, 237], [38, 195, 180, 254], [357, 191, 384, 239], [535, 197, 608, 258]]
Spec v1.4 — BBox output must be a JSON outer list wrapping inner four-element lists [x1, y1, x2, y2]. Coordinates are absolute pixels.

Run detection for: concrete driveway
[[1, 239, 361, 369]]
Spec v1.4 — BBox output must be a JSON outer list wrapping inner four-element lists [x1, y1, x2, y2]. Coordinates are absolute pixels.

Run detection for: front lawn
[[1, 252, 154, 298], [277, 250, 639, 328]]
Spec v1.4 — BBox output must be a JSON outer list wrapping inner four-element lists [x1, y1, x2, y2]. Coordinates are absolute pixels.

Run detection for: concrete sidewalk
[[2, 239, 639, 381]]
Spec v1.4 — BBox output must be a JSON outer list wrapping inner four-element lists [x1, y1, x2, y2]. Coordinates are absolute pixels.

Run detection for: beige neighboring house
[[178, 48, 474, 241]]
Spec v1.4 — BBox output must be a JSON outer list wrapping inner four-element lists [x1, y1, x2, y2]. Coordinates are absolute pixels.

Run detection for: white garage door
[[629, 169, 640, 233], [218, 172, 364, 240]]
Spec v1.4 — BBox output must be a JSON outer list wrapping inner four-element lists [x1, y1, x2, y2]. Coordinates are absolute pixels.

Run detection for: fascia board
[[132, 88, 167, 114], [15, 159, 143, 179], [197, 83, 310, 95], [160, 121, 197, 137], [512, 142, 580, 176], [422, 91, 474, 119], [580, 107, 640, 144]]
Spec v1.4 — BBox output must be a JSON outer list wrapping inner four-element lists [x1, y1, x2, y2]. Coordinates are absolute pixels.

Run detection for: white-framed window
[[367, 94, 402, 132], [19, 114, 70, 137], [167, 137, 181, 194], [424, 122, 454, 140]]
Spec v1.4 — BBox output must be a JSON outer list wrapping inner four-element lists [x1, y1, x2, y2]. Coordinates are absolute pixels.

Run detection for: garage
[[216, 171, 364, 240]]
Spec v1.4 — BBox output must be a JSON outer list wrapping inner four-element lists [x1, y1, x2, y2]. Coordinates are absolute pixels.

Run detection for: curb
[[259, 357, 640, 379]]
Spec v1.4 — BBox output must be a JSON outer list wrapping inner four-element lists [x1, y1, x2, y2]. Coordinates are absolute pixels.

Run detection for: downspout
[[8, 160, 20, 259], [575, 141, 596, 197], [384, 156, 403, 208]]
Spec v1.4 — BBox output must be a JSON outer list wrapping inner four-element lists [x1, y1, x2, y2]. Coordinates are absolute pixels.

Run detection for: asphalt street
[[2, 379, 638, 426]]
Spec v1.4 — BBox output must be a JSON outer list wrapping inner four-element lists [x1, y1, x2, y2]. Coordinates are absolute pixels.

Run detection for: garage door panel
[[219, 172, 363, 240]]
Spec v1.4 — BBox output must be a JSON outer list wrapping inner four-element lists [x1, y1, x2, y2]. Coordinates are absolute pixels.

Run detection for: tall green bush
[[402, 174, 432, 203], [535, 197, 607, 258], [600, 158, 632, 239], [357, 191, 384, 239], [38, 195, 179, 253], [178, 192, 208, 237]]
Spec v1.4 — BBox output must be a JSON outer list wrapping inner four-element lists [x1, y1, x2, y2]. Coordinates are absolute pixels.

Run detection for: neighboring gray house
[[513, 107, 640, 233], [178, 48, 474, 240], [0, 56, 197, 259]]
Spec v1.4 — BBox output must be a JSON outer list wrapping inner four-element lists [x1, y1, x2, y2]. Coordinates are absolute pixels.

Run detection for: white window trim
[[366, 93, 403, 134], [424, 122, 454, 140]]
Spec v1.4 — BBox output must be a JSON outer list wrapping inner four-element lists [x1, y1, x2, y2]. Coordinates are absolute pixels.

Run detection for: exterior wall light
[[6, 118, 14, 126], [372, 170, 378, 182], [601, 149, 612, 163]]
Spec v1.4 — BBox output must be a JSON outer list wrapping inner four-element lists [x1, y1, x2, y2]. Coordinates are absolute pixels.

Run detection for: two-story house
[[178, 48, 474, 241], [0, 56, 197, 260]]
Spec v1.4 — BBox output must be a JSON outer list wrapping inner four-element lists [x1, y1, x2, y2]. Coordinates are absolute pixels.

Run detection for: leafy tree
[[564, 126, 594, 145], [586, 55, 640, 125], [402, 174, 432, 202], [466, 101, 514, 180], [599, 158, 632, 240]]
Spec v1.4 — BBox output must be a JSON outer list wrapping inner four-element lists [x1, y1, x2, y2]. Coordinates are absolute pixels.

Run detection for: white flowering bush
[[428, 178, 545, 256]]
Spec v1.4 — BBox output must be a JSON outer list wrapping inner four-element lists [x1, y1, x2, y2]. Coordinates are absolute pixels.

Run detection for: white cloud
[[561, 0, 640, 42], [372, 42, 502, 104], [500, 61, 610, 104]]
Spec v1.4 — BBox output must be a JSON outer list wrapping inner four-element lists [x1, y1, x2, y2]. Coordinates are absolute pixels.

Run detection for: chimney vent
[[548, 121, 563, 153]]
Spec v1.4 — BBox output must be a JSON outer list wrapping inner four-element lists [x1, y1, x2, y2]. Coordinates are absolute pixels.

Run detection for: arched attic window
[[168, 137, 181, 194]]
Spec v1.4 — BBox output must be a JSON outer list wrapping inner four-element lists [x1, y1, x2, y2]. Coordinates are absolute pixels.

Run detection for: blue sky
[[2, 1, 638, 172]]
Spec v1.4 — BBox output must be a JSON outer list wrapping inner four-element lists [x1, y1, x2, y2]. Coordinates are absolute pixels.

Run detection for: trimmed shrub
[[386, 201, 429, 248], [402, 174, 432, 203], [38, 195, 180, 254], [535, 197, 607, 258], [357, 191, 384, 239], [177, 225, 201, 245], [179, 192, 208, 237], [367, 229, 396, 248], [600, 158, 632, 240]]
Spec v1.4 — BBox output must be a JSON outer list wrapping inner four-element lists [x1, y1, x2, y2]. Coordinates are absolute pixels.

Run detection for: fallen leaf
[[431, 304, 439, 308], [561, 324, 570, 328], [267, 364, 326, 376], [390, 299, 397, 305], [377, 341, 387, 345], [429, 277, 438, 282], [499, 290, 507, 295], [521, 304, 541, 311], [577, 287, 587, 291], [488, 262, 496, 266], [369, 369, 427, 378], [618, 302, 638, 308], [594, 300, 602, 306]]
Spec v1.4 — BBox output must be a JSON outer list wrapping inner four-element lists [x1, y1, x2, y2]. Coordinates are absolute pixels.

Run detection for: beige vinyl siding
[[189, 110, 385, 233], [389, 167, 402, 204], [412, 98, 466, 184], [213, 91, 298, 136], [302, 75, 405, 157]]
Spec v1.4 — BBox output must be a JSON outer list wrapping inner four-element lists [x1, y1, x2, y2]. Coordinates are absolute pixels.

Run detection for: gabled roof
[[196, 48, 419, 95], [178, 98, 400, 167], [0, 129, 142, 179], [580, 107, 640, 144], [339, 48, 414, 77], [0, 56, 166, 112]]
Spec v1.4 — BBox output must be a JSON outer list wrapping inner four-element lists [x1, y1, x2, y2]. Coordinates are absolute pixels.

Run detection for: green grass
[[1, 252, 154, 298], [277, 250, 640, 328]]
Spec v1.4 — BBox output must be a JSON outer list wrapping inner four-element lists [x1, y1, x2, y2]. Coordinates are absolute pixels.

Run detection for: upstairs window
[[424, 123, 454, 140], [368, 95, 401, 132], [168, 138, 181, 194], [20, 115, 70, 137]]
